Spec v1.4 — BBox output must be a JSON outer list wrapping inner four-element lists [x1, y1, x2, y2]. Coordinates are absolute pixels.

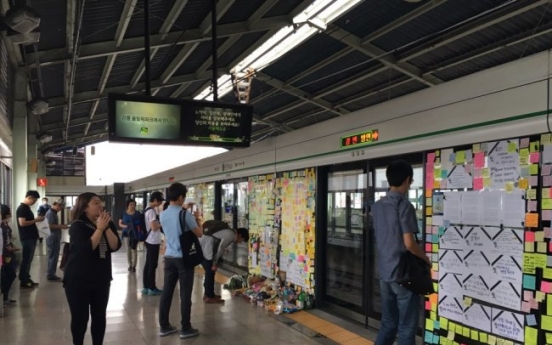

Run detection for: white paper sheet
[[443, 192, 462, 224], [489, 228, 523, 256], [438, 272, 463, 295], [481, 191, 502, 226], [491, 309, 524, 342], [439, 249, 464, 274], [488, 140, 521, 189], [502, 190, 525, 228], [490, 279, 522, 311], [439, 226, 464, 250], [461, 191, 481, 225], [438, 294, 464, 324], [463, 303, 492, 333], [447, 165, 473, 189], [462, 273, 491, 300]]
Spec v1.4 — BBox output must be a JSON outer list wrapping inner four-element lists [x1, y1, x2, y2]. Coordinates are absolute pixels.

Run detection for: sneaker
[[149, 288, 162, 296], [141, 288, 150, 295], [29, 279, 39, 286], [203, 294, 221, 301], [159, 325, 177, 337], [47, 276, 62, 281], [180, 328, 199, 339], [20, 282, 34, 289], [204, 297, 224, 304]]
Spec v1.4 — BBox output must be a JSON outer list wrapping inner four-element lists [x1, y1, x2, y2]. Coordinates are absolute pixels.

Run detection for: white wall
[[125, 50, 552, 191], [46, 176, 113, 196]]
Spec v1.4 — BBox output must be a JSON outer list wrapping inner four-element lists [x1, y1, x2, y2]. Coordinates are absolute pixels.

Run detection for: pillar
[[12, 67, 27, 213], [27, 137, 38, 211], [113, 182, 125, 223]]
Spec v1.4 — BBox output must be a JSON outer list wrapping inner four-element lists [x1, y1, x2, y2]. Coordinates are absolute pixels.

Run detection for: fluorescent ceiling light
[[85, 142, 226, 186], [194, 0, 362, 101]]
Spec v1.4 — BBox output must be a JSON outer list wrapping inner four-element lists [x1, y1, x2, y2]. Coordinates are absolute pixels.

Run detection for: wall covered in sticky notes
[[247, 168, 317, 291], [424, 135, 552, 345]]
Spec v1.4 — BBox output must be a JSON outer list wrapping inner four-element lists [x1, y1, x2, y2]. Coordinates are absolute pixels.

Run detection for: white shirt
[[145, 208, 161, 245], [199, 229, 236, 262]]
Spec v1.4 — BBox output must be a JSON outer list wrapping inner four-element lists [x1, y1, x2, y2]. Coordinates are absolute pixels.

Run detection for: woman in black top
[[63, 193, 121, 345]]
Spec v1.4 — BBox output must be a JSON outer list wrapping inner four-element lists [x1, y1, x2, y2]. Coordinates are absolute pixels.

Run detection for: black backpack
[[202, 220, 230, 236]]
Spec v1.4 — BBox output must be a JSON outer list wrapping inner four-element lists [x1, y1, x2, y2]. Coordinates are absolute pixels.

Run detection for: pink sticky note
[[474, 168, 482, 178], [431, 270, 438, 280], [425, 243, 432, 252], [549, 241, 552, 252], [530, 176, 539, 187], [543, 210, 552, 221], [525, 231, 536, 242], [521, 301, 531, 313], [530, 299, 539, 309], [474, 152, 485, 168], [543, 164, 552, 176], [528, 201, 538, 212], [545, 176, 552, 187], [524, 290, 534, 301], [432, 226, 439, 234], [473, 177, 483, 190], [427, 152, 435, 163], [541, 281, 552, 293], [425, 301, 431, 310], [298, 255, 304, 262], [545, 227, 552, 238], [530, 152, 540, 163]]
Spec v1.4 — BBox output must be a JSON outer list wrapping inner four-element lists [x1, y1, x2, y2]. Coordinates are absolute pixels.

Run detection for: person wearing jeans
[[16, 190, 44, 288], [142, 191, 164, 295], [1, 204, 18, 305], [158, 183, 203, 339], [45, 201, 69, 281], [372, 160, 430, 345]]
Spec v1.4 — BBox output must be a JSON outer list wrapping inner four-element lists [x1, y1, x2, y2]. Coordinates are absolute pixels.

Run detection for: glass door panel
[[235, 182, 249, 269], [325, 169, 367, 314], [221, 183, 236, 265]]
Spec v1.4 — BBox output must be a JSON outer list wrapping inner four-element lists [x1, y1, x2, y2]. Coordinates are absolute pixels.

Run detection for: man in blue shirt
[[372, 160, 430, 345], [158, 183, 203, 339]]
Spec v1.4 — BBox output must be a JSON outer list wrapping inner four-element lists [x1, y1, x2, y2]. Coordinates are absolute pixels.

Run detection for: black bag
[[179, 210, 204, 268], [202, 220, 230, 236], [59, 242, 71, 271], [396, 250, 434, 295]]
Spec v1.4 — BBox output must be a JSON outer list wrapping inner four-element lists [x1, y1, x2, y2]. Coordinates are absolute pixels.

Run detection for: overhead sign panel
[[340, 129, 379, 148]]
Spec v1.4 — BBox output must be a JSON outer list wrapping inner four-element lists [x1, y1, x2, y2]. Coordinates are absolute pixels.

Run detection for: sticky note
[[531, 141, 540, 152], [530, 164, 539, 175], [536, 291, 546, 302], [538, 242, 547, 253], [548, 295, 552, 315], [527, 189, 537, 199], [517, 178, 528, 189], [530, 152, 540, 163], [543, 315, 552, 331], [470, 330, 478, 341], [525, 327, 538, 345], [524, 290, 534, 301], [505, 182, 514, 193], [526, 231, 536, 242], [522, 301, 531, 313], [473, 177, 484, 190], [544, 210, 552, 221], [546, 332, 552, 344], [462, 327, 470, 337], [480, 333, 488, 344], [545, 268, 552, 279], [441, 317, 449, 330], [447, 330, 455, 340], [525, 213, 539, 228], [525, 242, 535, 252], [524, 274, 537, 290], [544, 164, 552, 176], [424, 331, 433, 343], [456, 151, 465, 164], [426, 318, 434, 331], [520, 148, 530, 158], [474, 151, 485, 168], [544, 199, 552, 210], [482, 167, 490, 178], [536, 231, 545, 241], [464, 297, 472, 307], [508, 141, 517, 153], [473, 143, 481, 152], [526, 314, 537, 326], [455, 324, 463, 334], [488, 335, 497, 345]]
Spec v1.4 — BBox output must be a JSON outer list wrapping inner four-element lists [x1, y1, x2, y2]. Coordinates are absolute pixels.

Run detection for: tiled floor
[[0, 244, 323, 345]]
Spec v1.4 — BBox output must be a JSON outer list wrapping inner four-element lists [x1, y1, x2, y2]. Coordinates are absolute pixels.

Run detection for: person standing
[[142, 192, 164, 296], [199, 226, 249, 303], [158, 183, 202, 339], [118, 199, 139, 272], [17, 190, 44, 288], [1, 204, 18, 305], [37, 197, 51, 216], [372, 160, 430, 345], [45, 201, 69, 281], [63, 192, 121, 345]]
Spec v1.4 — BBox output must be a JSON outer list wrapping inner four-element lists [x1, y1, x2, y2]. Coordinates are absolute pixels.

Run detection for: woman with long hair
[[63, 193, 121, 345], [118, 199, 139, 272]]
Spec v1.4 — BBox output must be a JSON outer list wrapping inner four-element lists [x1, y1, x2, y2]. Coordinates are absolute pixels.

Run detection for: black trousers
[[65, 283, 111, 345], [19, 238, 37, 283], [1, 254, 16, 301], [158, 257, 194, 330], [143, 243, 160, 290], [201, 259, 216, 298]]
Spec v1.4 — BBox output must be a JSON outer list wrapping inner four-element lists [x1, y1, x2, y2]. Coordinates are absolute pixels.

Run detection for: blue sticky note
[[438, 227, 446, 236], [434, 320, 440, 330], [441, 170, 448, 178], [432, 235, 439, 243], [425, 331, 434, 343], [432, 254, 439, 262], [449, 153, 455, 162], [426, 234, 433, 243], [433, 334, 440, 344], [523, 274, 536, 290], [526, 314, 537, 326]]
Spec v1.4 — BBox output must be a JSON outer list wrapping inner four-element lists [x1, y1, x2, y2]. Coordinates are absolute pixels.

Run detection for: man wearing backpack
[[199, 221, 249, 303], [142, 192, 164, 296]]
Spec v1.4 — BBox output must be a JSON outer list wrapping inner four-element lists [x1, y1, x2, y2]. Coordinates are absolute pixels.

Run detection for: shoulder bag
[[179, 209, 204, 268]]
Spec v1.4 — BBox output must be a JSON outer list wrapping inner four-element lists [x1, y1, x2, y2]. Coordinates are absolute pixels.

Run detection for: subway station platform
[[0, 245, 378, 345]]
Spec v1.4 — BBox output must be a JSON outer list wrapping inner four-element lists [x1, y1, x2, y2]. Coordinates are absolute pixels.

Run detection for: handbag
[[395, 200, 435, 295], [179, 209, 204, 268], [59, 242, 71, 271]]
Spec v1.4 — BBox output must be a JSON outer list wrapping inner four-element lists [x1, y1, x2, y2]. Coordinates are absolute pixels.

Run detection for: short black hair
[[125, 199, 136, 209], [42, 197, 48, 201], [150, 191, 164, 202], [386, 160, 413, 187], [26, 190, 40, 199], [1, 204, 11, 220], [167, 183, 187, 202], [237, 228, 249, 242]]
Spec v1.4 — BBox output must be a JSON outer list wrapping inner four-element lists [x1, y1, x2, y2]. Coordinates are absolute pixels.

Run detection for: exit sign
[[341, 130, 379, 148]]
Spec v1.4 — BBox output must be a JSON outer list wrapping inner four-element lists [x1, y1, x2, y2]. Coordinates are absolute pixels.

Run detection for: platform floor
[[0, 243, 377, 345]]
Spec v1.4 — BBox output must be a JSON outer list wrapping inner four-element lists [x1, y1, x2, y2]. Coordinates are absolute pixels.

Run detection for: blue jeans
[[19, 238, 37, 284], [375, 280, 420, 345], [47, 234, 61, 278]]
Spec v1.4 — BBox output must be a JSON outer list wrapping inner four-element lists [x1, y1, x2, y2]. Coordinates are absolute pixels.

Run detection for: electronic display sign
[[341, 129, 379, 148]]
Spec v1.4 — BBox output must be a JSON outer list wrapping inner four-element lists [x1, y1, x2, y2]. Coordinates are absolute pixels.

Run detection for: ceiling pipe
[[64, 0, 86, 142]]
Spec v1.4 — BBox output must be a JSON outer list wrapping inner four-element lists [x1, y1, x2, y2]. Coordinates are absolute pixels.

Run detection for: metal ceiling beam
[[46, 128, 108, 148], [312, 65, 388, 100], [252, 108, 327, 138], [84, 99, 100, 135], [28, 16, 293, 67], [424, 22, 552, 76], [334, 78, 412, 108], [49, 68, 227, 108], [43, 113, 108, 131], [262, 100, 306, 121], [399, 0, 549, 63], [327, 25, 442, 87], [63, 0, 77, 141], [255, 72, 347, 117], [130, 0, 190, 88]]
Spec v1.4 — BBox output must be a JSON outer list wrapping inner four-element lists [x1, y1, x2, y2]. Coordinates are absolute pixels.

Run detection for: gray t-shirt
[[45, 209, 61, 237], [372, 191, 419, 282]]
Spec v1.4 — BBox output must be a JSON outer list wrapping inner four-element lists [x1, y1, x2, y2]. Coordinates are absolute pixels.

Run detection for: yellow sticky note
[[433, 180, 440, 189], [482, 167, 491, 178], [488, 335, 497, 345], [480, 333, 488, 344], [462, 327, 470, 337], [449, 322, 456, 332], [544, 315, 552, 331], [531, 141, 540, 153], [527, 189, 537, 200], [426, 318, 434, 331], [536, 291, 546, 302], [470, 330, 479, 341], [538, 242, 547, 253], [427, 217, 433, 225], [432, 262, 439, 272], [525, 242, 535, 252], [464, 296, 473, 307], [503, 341, 513, 345], [520, 148, 530, 158], [441, 317, 449, 330], [546, 332, 552, 344], [518, 178, 528, 189], [473, 143, 481, 153], [434, 168, 441, 177], [430, 311, 437, 321], [484, 177, 492, 188], [455, 324, 463, 334], [508, 141, 517, 153], [542, 133, 551, 145], [544, 268, 552, 279], [536, 231, 545, 241], [544, 199, 552, 210], [456, 151, 466, 164], [505, 182, 514, 193], [525, 326, 538, 345], [447, 330, 455, 340], [548, 295, 552, 315], [530, 164, 539, 175]]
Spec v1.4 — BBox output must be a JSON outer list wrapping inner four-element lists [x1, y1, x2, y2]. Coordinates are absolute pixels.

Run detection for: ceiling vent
[[37, 132, 52, 144], [45, 160, 56, 167], [29, 98, 49, 115], [4, 5, 41, 34]]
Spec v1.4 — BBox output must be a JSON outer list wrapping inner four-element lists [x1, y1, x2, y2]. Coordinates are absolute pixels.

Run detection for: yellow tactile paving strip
[[195, 268, 374, 345], [287, 311, 374, 345]]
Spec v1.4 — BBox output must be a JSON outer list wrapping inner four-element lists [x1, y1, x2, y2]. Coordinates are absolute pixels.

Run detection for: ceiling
[[4, 0, 552, 175]]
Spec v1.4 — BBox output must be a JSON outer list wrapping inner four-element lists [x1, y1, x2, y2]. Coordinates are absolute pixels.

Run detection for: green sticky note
[[543, 315, 552, 331], [520, 148, 530, 158], [508, 142, 517, 153], [544, 268, 552, 280], [538, 242, 547, 253], [470, 330, 479, 340], [488, 335, 497, 345], [525, 326, 538, 345], [536, 231, 545, 242], [462, 327, 470, 337], [480, 333, 488, 343], [449, 322, 456, 332], [440, 317, 449, 330], [456, 151, 466, 164], [527, 189, 537, 200], [447, 330, 455, 340], [426, 318, 434, 331], [545, 332, 552, 344], [531, 141, 540, 153], [455, 324, 463, 334], [530, 164, 539, 175], [543, 199, 552, 210]]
